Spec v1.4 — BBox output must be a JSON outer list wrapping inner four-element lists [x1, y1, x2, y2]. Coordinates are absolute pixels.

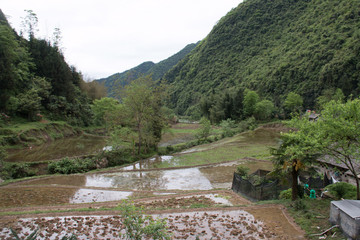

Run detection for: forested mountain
[[0, 10, 103, 125], [164, 0, 360, 116], [96, 42, 198, 98]]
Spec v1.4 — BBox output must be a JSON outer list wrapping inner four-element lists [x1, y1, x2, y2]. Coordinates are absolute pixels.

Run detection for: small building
[[329, 200, 360, 239]]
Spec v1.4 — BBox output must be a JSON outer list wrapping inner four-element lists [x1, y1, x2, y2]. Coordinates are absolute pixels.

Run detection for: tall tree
[[115, 75, 167, 155], [283, 92, 303, 116], [243, 90, 259, 118], [314, 99, 360, 199], [20, 9, 38, 40], [271, 119, 320, 201]]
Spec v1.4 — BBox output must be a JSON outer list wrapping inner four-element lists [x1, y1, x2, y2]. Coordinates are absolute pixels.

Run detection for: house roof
[[317, 155, 360, 177]]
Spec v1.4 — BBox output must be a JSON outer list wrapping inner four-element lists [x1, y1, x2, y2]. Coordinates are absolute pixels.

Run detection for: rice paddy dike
[[0, 124, 306, 239]]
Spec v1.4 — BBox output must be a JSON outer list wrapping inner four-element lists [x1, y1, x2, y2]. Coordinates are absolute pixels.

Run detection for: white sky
[[1, 0, 241, 79]]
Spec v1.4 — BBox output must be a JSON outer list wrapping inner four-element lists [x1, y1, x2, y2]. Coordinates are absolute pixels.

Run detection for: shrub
[[48, 157, 96, 174], [103, 148, 134, 167], [238, 117, 257, 132], [195, 117, 211, 141], [236, 165, 249, 177], [118, 201, 171, 240], [220, 119, 236, 137], [279, 188, 292, 200], [1, 162, 36, 180], [325, 182, 357, 200]]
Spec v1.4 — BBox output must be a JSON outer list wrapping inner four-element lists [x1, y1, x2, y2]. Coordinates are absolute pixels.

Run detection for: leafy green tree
[[196, 117, 211, 141], [254, 99, 274, 120], [220, 118, 236, 137], [313, 99, 360, 199], [316, 88, 345, 110], [283, 92, 303, 115], [243, 90, 259, 118], [0, 24, 33, 112], [91, 97, 120, 126], [17, 88, 42, 120], [112, 75, 167, 155], [271, 117, 320, 201], [274, 98, 360, 200]]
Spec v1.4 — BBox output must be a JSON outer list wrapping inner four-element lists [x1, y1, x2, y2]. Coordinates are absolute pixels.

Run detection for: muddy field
[[0, 192, 304, 239], [0, 125, 305, 239]]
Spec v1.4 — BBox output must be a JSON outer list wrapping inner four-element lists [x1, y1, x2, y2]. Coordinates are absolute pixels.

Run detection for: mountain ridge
[[164, 0, 360, 115], [96, 42, 198, 98]]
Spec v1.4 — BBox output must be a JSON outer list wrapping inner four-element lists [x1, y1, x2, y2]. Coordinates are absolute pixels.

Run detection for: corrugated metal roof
[[332, 200, 360, 219]]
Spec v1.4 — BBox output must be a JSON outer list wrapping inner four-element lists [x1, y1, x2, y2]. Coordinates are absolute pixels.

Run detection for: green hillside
[[0, 9, 100, 126], [96, 42, 198, 98], [164, 0, 360, 115]]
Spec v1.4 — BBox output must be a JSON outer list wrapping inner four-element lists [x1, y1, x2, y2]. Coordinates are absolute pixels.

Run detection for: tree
[[20, 10, 38, 40], [283, 92, 303, 115], [274, 99, 360, 200], [0, 24, 33, 112], [113, 75, 167, 155], [243, 90, 259, 118], [313, 99, 360, 200], [271, 120, 320, 201], [316, 88, 345, 110], [91, 97, 120, 126], [254, 99, 274, 120], [196, 117, 211, 141]]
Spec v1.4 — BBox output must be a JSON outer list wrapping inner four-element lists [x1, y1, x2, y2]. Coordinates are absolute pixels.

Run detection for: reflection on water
[[120, 155, 174, 170], [85, 168, 212, 190], [6, 135, 107, 162], [70, 189, 132, 203], [18, 159, 272, 192]]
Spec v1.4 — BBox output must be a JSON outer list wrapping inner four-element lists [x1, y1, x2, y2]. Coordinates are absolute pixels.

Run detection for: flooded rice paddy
[[0, 126, 305, 239], [1, 127, 277, 207]]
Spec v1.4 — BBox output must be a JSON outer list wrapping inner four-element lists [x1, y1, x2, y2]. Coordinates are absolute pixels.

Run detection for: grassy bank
[[256, 198, 344, 239]]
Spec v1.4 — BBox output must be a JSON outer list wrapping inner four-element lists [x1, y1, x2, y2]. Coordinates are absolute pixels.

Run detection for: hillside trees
[[0, 10, 94, 125], [283, 92, 303, 116], [164, 0, 360, 116]]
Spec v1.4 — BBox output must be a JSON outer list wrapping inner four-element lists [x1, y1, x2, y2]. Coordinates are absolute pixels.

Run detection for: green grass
[[256, 199, 345, 240], [155, 141, 273, 168]]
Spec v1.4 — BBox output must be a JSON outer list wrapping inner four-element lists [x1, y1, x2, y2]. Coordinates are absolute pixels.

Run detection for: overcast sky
[[1, 0, 241, 79]]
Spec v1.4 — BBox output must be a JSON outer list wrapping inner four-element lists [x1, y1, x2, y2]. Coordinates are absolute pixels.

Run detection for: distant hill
[[96, 42, 198, 98], [164, 0, 360, 115]]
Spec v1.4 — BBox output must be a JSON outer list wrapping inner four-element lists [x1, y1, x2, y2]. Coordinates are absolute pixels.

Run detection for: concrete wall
[[330, 202, 360, 240]]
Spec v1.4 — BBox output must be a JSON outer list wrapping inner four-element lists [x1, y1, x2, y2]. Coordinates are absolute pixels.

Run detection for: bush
[[279, 188, 292, 200], [1, 162, 36, 180], [238, 117, 257, 132], [118, 201, 171, 240], [103, 148, 135, 167], [325, 182, 357, 200], [220, 119, 236, 137], [236, 165, 249, 177], [48, 157, 97, 174]]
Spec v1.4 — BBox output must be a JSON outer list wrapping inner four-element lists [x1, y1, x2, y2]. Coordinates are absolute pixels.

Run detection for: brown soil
[[0, 190, 304, 239]]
